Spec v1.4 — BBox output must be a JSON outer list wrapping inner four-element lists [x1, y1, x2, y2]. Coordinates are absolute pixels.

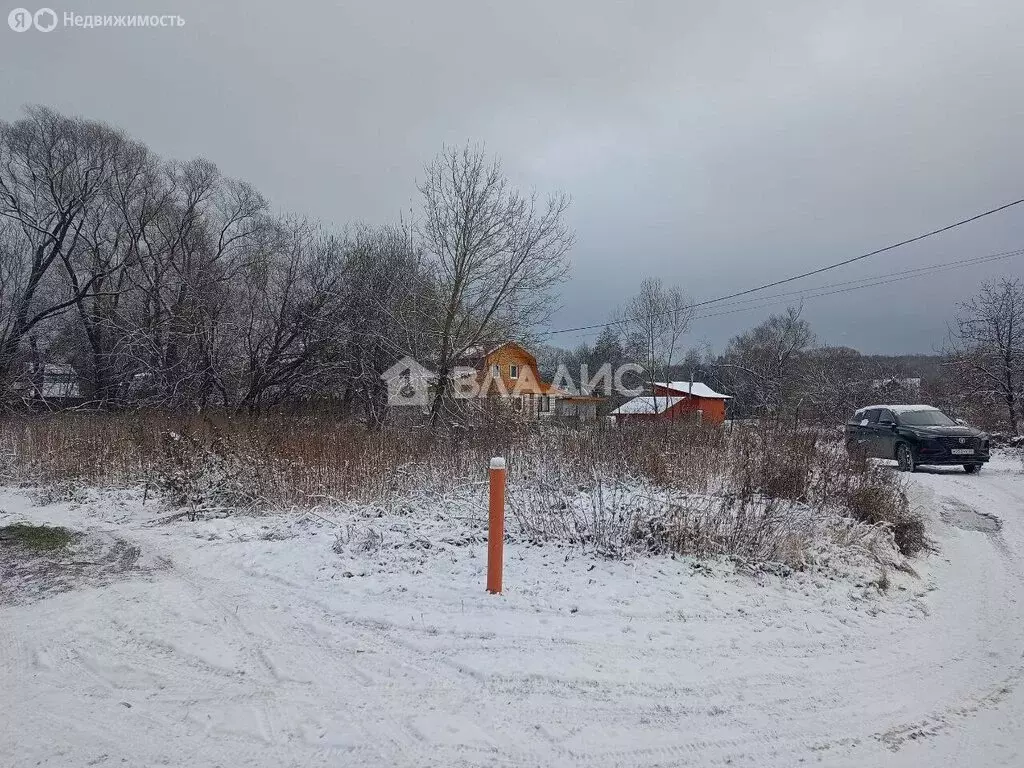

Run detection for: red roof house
[[611, 381, 732, 425]]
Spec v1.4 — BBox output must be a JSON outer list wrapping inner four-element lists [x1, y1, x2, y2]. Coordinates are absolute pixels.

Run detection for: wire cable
[[539, 198, 1024, 338], [550, 246, 1024, 343]]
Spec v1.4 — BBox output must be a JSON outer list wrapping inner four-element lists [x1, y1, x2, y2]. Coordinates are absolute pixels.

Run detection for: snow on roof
[[38, 381, 80, 398], [871, 377, 922, 388], [43, 363, 76, 375], [855, 404, 939, 415], [610, 395, 685, 415], [653, 382, 732, 399]]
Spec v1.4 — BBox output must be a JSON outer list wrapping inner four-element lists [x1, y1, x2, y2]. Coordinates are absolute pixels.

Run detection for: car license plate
[[951, 448, 974, 455]]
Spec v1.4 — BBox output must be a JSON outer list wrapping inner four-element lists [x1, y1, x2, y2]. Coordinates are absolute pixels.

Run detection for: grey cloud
[[3, 0, 1023, 352]]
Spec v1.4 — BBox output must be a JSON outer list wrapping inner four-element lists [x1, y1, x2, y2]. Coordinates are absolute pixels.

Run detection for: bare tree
[[719, 305, 815, 420], [60, 136, 162, 404], [946, 277, 1024, 434], [616, 278, 693, 411], [0, 110, 570, 419], [335, 223, 435, 424], [0, 107, 125, 392], [800, 345, 870, 425], [212, 218, 348, 410], [417, 143, 572, 425], [115, 159, 267, 407]]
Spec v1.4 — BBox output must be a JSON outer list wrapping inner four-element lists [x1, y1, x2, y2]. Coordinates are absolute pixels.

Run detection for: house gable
[[482, 342, 553, 396]]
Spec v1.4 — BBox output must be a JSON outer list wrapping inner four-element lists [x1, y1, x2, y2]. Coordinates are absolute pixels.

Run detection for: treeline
[[550, 278, 1024, 435], [545, 307, 925, 426], [0, 106, 571, 418], [3, 106, 1020, 434]]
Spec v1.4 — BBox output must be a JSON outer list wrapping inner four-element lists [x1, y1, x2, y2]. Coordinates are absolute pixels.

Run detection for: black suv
[[845, 405, 990, 473]]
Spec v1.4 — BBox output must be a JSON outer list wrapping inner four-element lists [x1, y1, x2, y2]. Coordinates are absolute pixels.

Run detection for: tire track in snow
[[941, 494, 1023, 580], [8, 463, 1024, 767], [188, 551, 555, 764], [223, 543, 1010, 766], [212, 557, 841, 767], [869, 463, 1024, 755], [877, 652, 1024, 751]]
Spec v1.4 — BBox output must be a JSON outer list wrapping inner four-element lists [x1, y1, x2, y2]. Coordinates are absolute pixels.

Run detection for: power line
[[540, 198, 1024, 338], [550, 246, 1024, 343], [686, 247, 1023, 314], [694, 252, 1018, 321]]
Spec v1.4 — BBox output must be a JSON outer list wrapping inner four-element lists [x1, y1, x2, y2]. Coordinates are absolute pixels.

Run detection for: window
[[878, 409, 896, 424], [398, 371, 413, 397], [509, 364, 519, 380], [863, 408, 882, 423], [539, 395, 550, 413], [491, 364, 500, 379], [899, 409, 956, 427], [513, 396, 522, 411]]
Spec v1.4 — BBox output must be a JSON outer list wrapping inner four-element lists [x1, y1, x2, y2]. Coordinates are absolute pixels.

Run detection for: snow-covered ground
[[1, 455, 1022, 767]]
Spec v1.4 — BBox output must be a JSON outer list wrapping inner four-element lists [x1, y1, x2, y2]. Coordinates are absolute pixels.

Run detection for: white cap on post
[[490, 456, 506, 470]]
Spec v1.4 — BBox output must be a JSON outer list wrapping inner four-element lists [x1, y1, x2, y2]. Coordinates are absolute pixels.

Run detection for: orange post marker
[[487, 456, 506, 594]]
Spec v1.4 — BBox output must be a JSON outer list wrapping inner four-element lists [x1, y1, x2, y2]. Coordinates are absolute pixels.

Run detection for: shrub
[[0, 411, 924, 562], [152, 430, 265, 518], [844, 470, 923, 556]]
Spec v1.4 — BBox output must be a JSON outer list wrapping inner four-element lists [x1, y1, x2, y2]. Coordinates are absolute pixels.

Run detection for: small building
[[12, 362, 84, 407], [611, 381, 731, 424], [555, 395, 604, 422], [466, 342, 603, 421], [382, 342, 604, 422]]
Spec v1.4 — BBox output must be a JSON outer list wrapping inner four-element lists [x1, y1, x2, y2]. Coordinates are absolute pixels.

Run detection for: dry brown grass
[[0, 411, 921, 557]]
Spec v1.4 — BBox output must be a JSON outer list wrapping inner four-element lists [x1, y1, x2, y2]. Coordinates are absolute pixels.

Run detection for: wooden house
[[461, 342, 602, 421], [611, 381, 731, 425]]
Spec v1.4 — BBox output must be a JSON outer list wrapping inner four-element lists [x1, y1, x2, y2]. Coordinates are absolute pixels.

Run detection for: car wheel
[[896, 443, 916, 472], [963, 464, 981, 474]]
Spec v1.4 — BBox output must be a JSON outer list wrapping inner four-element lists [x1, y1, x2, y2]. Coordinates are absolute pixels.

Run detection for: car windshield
[[898, 410, 957, 427]]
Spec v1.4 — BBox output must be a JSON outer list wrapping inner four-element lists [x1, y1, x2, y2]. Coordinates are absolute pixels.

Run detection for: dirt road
[[1, 456, 1022, 766]]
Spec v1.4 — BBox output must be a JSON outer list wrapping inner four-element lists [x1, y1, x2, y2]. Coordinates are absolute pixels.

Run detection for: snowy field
[[2, 455, 1023, 767]]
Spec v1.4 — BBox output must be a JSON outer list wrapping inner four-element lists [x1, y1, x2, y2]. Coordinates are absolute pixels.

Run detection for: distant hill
[[860, 353, 946, 381]]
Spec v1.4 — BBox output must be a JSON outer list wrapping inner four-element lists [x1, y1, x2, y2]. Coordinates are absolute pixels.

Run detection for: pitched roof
[[483, 341, 538, 367], [871, 377, 922, 388], [610, 395, 685, 415], [652, 382, 732, 399]]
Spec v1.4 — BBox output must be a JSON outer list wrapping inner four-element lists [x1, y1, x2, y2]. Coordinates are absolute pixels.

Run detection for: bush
[[0, 411, 924, 562], [844, 470, 923, 556], [153, 430, 265, 518]]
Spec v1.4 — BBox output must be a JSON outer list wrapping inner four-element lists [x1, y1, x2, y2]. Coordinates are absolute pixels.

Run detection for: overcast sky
[[4, 0, 1024, 354]]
